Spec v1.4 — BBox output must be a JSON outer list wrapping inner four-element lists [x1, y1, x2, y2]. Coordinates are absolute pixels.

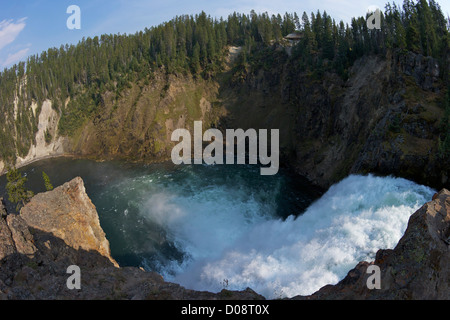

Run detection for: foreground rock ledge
[[0, 178, 449, 300]]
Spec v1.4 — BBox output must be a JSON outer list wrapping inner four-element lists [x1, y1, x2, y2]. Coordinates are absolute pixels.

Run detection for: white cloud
[[0, 17, 27, 52], [2, 48, 30, 67]]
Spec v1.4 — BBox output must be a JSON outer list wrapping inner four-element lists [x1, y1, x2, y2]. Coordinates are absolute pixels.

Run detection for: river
[[0, 157, 435, 298]]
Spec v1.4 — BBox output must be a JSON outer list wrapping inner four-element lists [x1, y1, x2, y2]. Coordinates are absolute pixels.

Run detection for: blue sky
[[1, 0, 449, 69]]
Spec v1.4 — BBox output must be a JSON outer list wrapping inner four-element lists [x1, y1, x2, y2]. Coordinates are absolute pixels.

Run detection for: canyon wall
[[219, 50, 448, 190], [1, 50, 448, 192]]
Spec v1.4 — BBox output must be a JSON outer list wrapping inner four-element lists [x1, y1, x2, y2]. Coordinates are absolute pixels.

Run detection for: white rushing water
[[137, 173, 434, 299]]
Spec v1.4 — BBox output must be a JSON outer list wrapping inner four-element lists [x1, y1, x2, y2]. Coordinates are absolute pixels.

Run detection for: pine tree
[[393, 4, 407, 50], [42, 171, 54, 191], [416, 0, 438, 56], [403, 0, 421, 52], [190, 42, 201, 75], [322, 11, 335, 60], [6, 167, 34, 212]]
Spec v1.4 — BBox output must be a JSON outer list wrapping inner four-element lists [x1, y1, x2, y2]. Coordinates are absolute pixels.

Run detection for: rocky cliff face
[[2, 50, 447, 193], [68, 73, 225, 163], [14, 100, 68, 170], [0, 178, 449, 300], [220, 50, 448, 191]]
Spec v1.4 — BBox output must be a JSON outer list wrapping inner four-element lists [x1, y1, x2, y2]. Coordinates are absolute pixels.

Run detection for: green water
[[0, 157, 319, 272]]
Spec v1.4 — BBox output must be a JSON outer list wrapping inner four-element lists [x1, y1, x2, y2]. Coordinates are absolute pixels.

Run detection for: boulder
[[19, 177, 118, 267]]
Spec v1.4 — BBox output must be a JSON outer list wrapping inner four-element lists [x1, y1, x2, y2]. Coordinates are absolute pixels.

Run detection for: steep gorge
[[0, 5, 449, 302], [2, 48, 448, 193]]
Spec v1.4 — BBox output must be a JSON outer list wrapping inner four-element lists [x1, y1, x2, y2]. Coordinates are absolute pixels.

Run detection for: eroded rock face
[[294, 189, 450, 300], [6, 215, 37, 257], [0, 198, 6, 219], [220, 51, 448, 191], [0, 207, 15, 261], [19, 177, 118, 267]]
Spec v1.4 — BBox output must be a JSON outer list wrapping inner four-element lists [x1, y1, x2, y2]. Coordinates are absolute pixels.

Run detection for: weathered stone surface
[[0, 198, 6, 219], [0, 217, 15, 261], [0, 198, 16, 262], [293, 189, 450, 300], [20, 177, 118, 267], [6, 215, 36, 257]]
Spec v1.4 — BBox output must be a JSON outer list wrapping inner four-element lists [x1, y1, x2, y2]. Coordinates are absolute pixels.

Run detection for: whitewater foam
[[153, 174, 434, 299]]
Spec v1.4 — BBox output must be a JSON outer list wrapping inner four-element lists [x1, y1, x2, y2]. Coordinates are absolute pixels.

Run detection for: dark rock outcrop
[[0, 198, 6, 219], [293, 188, 450, 300], [220, 51, 448, 191], [397, 52, 441, 92], [0, 199, 15, 262]]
